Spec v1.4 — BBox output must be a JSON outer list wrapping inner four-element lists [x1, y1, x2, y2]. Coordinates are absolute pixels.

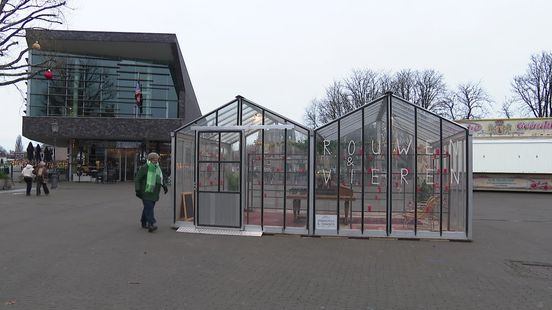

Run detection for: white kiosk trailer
[[458, 118, 552, 192]]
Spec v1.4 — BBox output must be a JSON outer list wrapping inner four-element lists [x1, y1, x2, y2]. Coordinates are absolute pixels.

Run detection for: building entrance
[[196, 131, 243, 228], [106, 149, 138, 182]]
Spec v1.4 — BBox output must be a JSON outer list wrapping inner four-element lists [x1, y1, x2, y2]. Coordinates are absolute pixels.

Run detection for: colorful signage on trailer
[[458, 118, 552, 138]]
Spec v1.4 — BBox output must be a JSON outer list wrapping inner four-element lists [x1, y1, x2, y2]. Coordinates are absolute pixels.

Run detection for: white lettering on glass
[[323, 140, 331, 156], [396, 137, 412, 155], [449, 140, 461, 184], [426, 168, 434, 184], [322, 169, 331, 185], [371, 140, 381, 155], [371, 168, 379, 184], [400, 168, 409, 184]]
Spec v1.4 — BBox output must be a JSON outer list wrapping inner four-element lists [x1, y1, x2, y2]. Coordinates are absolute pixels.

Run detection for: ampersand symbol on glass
[[347, 140, 356, 167]]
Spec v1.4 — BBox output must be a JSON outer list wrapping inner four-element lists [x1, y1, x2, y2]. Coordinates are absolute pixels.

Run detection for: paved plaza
[[1, 181, 551, 309]]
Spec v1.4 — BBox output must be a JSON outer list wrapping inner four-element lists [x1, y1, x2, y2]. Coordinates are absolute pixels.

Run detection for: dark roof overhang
[[25, 29, 187, 92]]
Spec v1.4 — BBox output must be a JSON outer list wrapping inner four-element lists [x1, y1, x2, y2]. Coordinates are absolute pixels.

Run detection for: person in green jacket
[[135, 152, 168, 232]]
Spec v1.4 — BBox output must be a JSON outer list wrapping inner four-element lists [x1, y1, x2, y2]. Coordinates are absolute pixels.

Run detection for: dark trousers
[[24, 177, 33, 195], [141, 199, 156, 227], [36, 180, 49, 196]]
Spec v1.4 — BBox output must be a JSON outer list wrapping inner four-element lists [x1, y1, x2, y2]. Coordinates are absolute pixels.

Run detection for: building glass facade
[[28, 51, 178, 119]]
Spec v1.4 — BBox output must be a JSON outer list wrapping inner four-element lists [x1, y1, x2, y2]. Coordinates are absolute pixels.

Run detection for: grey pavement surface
[[1, 181, 551, 310]]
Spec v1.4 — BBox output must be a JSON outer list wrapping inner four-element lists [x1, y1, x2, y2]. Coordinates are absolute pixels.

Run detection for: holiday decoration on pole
[[44, 69, 53, 80]]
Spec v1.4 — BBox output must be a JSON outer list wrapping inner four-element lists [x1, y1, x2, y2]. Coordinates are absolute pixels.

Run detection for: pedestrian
[[34, 161, 49, 196], [134, 152, 167, 232], [21, 162, 34, 196]]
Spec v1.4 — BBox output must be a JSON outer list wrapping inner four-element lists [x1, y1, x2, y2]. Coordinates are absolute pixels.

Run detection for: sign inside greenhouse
[[315, 214, 337, 230]]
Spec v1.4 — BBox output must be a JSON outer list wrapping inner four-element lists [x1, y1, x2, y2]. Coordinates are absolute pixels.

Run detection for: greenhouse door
[[196, 130, 243, 228]]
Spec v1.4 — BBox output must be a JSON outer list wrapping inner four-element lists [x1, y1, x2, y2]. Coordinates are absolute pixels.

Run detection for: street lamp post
[[51, 121, 58, 161], [51, 121, 59, 188]]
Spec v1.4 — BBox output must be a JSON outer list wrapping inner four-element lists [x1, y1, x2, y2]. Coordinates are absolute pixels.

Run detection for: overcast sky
[[2, 0, 552, 150]]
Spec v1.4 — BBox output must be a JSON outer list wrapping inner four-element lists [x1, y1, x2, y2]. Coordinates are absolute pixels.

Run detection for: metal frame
[[311, 92, 471, 240], [173, 93, 472, 240]]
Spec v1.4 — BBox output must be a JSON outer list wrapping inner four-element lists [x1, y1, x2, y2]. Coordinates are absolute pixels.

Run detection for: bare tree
[[511, 51, 552, 117], [305, 68, 451, 127], [413, 69, 447, 111], [500, 97, 518, 119], [304, 99, 320, 128], [453, 82, 491, 119], [435, 91, 460, 120], [317, 81, 350, 125], [343, 69, 383, 108], [15, 134, 23, 152], [0, 0, 68, 87], [390, 69, 417, 102]]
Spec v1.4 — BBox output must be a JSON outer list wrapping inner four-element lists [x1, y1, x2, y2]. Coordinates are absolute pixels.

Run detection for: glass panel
[[199, 132, 219, 161], [315, 122, 338, 232], [286, 128, 309, 228], [221, 163, 240, 192], [264, 111, 286, 126], [242, 102, 263, 126], [415, 109, 441, 232], [198, 163, 218, 191], [263, 126, 286, 227], [339, 111, 362, 231], [217, 102, 238, 127], [245, 129, 262, 225], [175, 129, 195, 222], [220, 132, 240, 161], [391, 98, 415, 233], [195, 111, 217, 127], [442, 121, 468, 233], [363, 100, 387, 232], [106, 149, 121, 182]]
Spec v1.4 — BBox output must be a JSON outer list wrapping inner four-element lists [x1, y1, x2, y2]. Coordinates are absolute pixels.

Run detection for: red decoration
[[44, 69, 53, 80], [367, 205, 372, 212], [377, 186, 382, 193]]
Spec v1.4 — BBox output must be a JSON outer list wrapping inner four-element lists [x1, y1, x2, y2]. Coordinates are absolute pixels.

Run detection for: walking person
[[21, 162, 34, 196], [135, 152, 167, 232], [34, 161, 49, 196]]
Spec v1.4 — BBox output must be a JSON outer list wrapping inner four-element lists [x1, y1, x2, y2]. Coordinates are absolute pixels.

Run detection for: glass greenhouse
[[172, 93, 472, 240]]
